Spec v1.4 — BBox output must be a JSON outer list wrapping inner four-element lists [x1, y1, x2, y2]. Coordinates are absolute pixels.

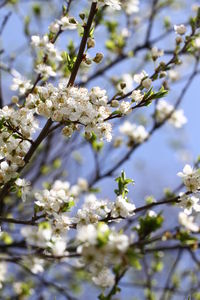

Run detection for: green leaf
[[89, 187, 100, 193], [88, 132, 104, 152], [137, 213, 164, 238], [61, 200, 75, 212], [115, 171, 134, 197], [0, 117, 5, 129], [53, 158, 62, 169], [105, 21, 118, 33], [97, 223, 110, 247], [0, 232, 13, 245], [40, 165, 51, 175], [176, 230, 197, 246], [126, 249, 142, 270], [32, 4, 41, 16]]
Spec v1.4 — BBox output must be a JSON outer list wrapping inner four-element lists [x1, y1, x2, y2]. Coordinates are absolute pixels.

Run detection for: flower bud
[[142, 78, 152, 89], [11, 96, 19, 104], [119, 82, 126, 90], [87, 38, 95, 49], [85, 132, 92, 140], [62, 126, 73, 137], [111, 100, 119, 107], [79, 13, 85, 20], [93, 53, 104, 63]]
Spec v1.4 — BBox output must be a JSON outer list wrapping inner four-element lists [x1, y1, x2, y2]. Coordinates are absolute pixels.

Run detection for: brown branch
[[0, 214, 45, 225], [0, 0, 9, 9], [159, 249, 183, 300], [67, 2, 97, 86]]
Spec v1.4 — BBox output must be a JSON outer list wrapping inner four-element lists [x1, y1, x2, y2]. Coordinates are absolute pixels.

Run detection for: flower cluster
[[75, 194, 111, 226], [133, 70, 152, 89], [22, 257, 45, 274], [26, 82, 112, 141], [119, 121, 148, 146], [177, 164, 200, 232], [49, 15, 78, 33], [35, 180, 75, 215], [75, 194, 135, 226], [77, 222, 130, 287], [178, 193, 200, 215], [11, 71, 33, 95], [130, 90, 143, 104], [35, 179, 88, 234], [0, 106, 38, 184], [179, 212, 199, 232], [31, 34, 62, 59], [155, 100, 187, 128], [21, 223, 67, 256], [31, 35, 62, 78], [111, 195, 136, 218]]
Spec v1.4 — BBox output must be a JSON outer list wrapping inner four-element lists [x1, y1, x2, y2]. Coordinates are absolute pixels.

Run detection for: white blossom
[[142, 78, 152, 89], [15, 178, 31, 202], [90, 86, 108, 106], [129, 90, 143, 104], [11, 72, 33, 95], [0, 105, 38, 184], [35, 180, 76, 217], [76, 194, 111, 226], [122, 0, 139, 15], [169, 109, 187, 128], [31, 35, 49, 48], [21, 226, 52, 248], [118, 74, 133, 93], [119, 121, 148, 144], [174, 24, 187, 35], [92, 0, 121, 10], [22, 257, 44, 274], [0, 263, 7, 288], [26, 82, 112, 141], [76, 223, 131, 283], [194, 37, 200, 49], [58, 16, 78, 30], [118, 101, 131, 115], [35, 64, 56, 78], [179, 212, 199, 232], [77, 224, 98, 245], [49, 21, 60, 33], [108, 232, 129, 252], [155, 100, 187, 128], [177, 164, 200, 192], [133, 70, 148, 84], [111, 195, 135, 218], [168, 70, 180, 82], [77, 178, 88, 192], [48, 237, 67, 256], [92, 267, 115, 287], [151, 47, 164, 60], [31, 35, 62, 62], [178, 193, 200, 215]]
